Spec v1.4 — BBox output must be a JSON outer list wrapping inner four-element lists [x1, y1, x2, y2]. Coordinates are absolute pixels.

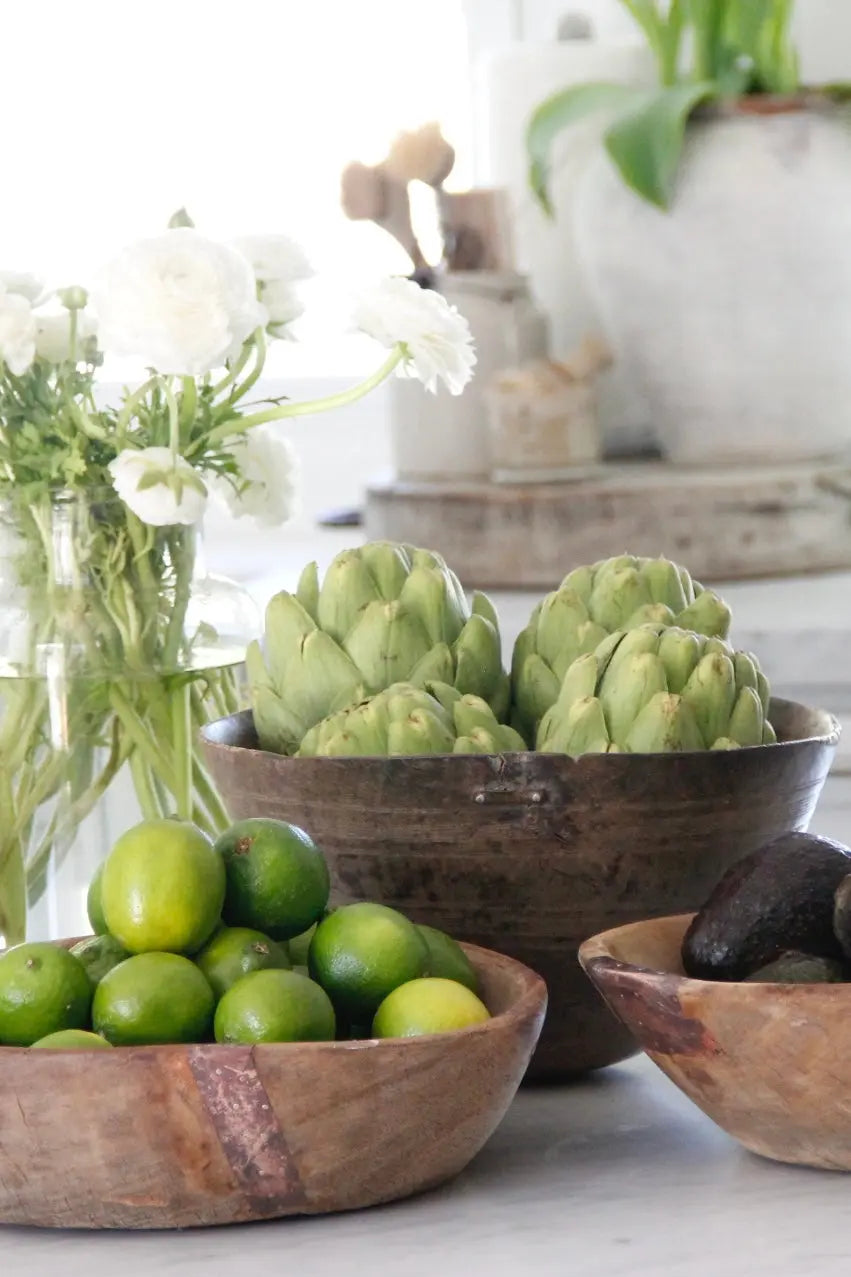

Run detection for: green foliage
[[527, 0, 802, 211]]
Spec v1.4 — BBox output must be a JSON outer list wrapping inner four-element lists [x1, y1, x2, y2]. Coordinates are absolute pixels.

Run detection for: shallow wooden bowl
[[201, 699, 838, 1080], [580, 913, 851, 1171], [0, 942, 545, 1230]]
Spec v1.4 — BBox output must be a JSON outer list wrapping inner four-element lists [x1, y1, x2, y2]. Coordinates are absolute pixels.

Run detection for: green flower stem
[[129, 751, 162, 822], [210, 338, 257, 399], [115, 375, 160, 437], [163, 531, 195, 669], [163, 378, 181, 457], [179, 377, 197, 444], [171, 680, 193, 821], [195, 346, 405, 453], [217, 329, 267, 412]]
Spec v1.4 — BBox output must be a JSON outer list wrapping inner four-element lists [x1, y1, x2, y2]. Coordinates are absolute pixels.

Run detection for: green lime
[[287, 923, 317, 967], [372, 977, 491, 1039], [214, 969, 336, 1044], [195, 926, 291, 999], [101, 819, 225, 955], [0, 943, 92, 1046], [417, 924, 479, 993], [92, 952, 215, 1045], [31, 1029, 113, 1050], [308, 902, 428, 1021], [70, 934, 131, 989], [216, 819, 330, 940], [87, 862, 108, 935]]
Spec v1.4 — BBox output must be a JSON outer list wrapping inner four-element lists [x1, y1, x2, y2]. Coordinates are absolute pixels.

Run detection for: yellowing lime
[[0, 943, 92, 1046], [216, 819, 330, 940], [87, 862, 108, 934], [372, 977, 491, 1039], [195, 926, 291, 999], [101, 819, 225, 955], [92, 952, 215, 1045], [31, 1029, 112, 1050], [308, 902, 427, 1021], [214, 969, 336, 1044], [417, 924, 478, 993]]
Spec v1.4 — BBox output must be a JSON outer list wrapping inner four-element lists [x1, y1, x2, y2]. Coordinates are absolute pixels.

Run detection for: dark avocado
[[743, 951, 847, 984], [833, 874, 851, 960], [681, 832, 851, 980]]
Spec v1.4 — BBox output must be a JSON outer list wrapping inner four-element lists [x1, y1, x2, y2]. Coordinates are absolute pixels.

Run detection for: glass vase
[[0, 488, 260, 946]]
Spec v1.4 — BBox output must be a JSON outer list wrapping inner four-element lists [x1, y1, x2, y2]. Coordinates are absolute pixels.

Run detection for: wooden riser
[[364, 461, 851, 587]]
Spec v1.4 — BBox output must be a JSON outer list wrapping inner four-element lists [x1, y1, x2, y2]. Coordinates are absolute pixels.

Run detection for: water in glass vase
[[0, 490, 259, 947]]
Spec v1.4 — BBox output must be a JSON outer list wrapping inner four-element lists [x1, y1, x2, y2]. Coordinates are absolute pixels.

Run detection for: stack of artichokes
[[510, 554, 731, 742], [248, 542, 777, 760], [247, 542, 508, 756], [537, 626, 775, 755], [297, 682, 525, 758]]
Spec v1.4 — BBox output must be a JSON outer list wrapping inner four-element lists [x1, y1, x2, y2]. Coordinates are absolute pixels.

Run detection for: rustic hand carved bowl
[[0, 942, 545, 1230], [580, 913, 851, 1171], [201, 698, 839, 1080]]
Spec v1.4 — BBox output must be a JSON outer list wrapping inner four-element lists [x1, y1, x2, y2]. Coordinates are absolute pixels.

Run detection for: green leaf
[[526, 82, 646, 216], [604, 82, 716, 210]]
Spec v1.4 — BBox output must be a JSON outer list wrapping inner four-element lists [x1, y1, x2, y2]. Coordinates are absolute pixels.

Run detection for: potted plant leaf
[[527, 0, 851, 465]]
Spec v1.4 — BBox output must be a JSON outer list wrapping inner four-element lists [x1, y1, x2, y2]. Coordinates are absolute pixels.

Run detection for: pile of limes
[[0, 816, 490, 1050]]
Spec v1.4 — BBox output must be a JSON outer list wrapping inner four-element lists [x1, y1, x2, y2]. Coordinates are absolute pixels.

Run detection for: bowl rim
[[579, 911, 851, 994], [201, 696, 841, 763], [0, 940, 548, 1058]]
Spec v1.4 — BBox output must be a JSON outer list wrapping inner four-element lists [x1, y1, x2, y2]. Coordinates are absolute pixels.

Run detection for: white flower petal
[[352, 276, 476, 395], [0, 292, 37, 376], [0, 271, 46, 305], [232, 234, 314, 285], [34, 311, 98, 364], [261, 279, 305, 330], [93, 228, 267, 375], [211, 429, 299, 528], [109, 447, 208, 527]]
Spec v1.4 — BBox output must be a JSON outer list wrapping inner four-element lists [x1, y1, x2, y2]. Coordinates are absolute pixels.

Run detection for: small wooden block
[[364, 461, 851, 587]]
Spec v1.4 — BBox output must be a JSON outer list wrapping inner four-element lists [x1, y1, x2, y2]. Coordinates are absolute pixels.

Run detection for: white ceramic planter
[[574, 102, 851, 464]]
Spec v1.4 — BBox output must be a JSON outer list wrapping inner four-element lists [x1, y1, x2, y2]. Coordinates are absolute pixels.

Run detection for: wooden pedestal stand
[[364, 461, 851, 588]]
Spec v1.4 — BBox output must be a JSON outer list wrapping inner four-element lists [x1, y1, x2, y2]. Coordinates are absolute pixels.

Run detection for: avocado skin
[[833, 874, 851, 960], [743, 951, 847, 984], [682, 832, 851, 981]]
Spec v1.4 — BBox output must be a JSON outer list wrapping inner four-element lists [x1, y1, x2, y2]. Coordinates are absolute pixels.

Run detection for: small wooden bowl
[[201, 698, 839, 1080], [0, 943, 545, 1230], [580, 914, 851, 1171]]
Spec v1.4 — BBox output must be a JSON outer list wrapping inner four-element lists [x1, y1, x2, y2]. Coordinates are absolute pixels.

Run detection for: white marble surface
[[5, 1055, 850, 1276]]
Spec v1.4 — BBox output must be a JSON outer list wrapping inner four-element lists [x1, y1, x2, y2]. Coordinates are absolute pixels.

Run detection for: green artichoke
[[511, 554, 732, 743], [248, 541, 510, 755], [296, 682, 526, 758], [536, 625, 776, 756]]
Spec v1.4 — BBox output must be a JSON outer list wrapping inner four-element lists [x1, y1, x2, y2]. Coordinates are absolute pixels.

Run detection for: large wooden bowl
[[0, 943, 545, 1230], [579, 913, 851, 1170], [201, 698, 839, 1080]]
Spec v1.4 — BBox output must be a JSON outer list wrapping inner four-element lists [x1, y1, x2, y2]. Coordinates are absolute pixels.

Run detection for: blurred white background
[[2, 0, 848, 536]]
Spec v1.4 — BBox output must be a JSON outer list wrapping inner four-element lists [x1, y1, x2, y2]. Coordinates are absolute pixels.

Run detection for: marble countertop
[[5, 1055, 846, 1277]]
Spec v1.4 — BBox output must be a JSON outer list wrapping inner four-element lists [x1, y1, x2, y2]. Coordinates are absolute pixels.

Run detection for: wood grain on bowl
[[580, 915, 851, 1171], [201, 699, 838, 1080], [0, 943, 545, 1229]]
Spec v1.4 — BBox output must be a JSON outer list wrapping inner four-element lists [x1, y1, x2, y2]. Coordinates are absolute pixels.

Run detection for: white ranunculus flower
[[0, 271, 45, 304], [232, 234, 313, 285], [212, 429, 299, 528], [35, 311, 98, 364], [353, 277, 476, 395], [0, 288, 37, 376], [93, 228, 267, 375], [262, 279, 305, 331], [109, 447, 208, 527]]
